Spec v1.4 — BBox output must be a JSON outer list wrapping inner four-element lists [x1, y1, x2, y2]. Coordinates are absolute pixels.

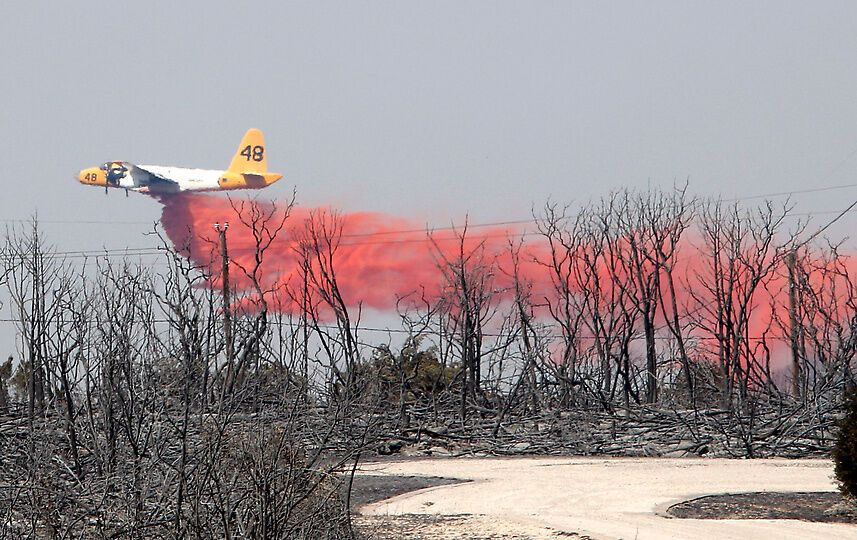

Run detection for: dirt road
[[359, 457, 855, 539]]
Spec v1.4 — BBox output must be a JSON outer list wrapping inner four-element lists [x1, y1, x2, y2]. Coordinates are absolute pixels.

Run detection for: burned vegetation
[[1, 187, 856, 538]]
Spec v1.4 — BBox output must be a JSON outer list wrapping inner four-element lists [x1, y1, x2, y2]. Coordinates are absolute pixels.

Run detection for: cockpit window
[[104, 162, 128, 184]]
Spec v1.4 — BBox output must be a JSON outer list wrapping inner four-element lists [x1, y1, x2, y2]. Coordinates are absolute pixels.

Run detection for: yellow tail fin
[[228, 128, 268, 173]]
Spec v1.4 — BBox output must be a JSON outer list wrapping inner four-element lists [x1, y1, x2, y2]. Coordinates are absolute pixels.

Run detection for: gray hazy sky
[[2, 2, 857, 250]]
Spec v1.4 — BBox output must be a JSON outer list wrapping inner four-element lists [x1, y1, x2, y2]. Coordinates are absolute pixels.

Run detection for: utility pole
[[301, 250, 310, 387], [215, 223, 234, 388], [786, 250, 802, 399]]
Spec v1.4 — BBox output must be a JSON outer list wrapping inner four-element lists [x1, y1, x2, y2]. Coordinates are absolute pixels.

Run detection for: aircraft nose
[[78, 167, 102, 185]]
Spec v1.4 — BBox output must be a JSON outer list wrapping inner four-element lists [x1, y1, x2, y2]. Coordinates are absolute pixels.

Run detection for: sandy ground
[[358, 457, 857, 540]]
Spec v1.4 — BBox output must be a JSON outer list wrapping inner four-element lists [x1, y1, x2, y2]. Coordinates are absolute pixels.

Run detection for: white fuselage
[[136, 165, 224, 192]]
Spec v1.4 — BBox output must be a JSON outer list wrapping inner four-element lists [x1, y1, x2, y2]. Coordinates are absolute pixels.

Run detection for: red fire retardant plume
[[156, 193, 535, 313], [156, 193, 855, 370]]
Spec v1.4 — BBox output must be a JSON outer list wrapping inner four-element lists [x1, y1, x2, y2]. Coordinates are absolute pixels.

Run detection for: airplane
[[77, 128, 282, 195]]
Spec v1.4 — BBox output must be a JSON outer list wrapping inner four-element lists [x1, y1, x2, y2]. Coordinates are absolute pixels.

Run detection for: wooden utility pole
[[215, 223, 234, 383], [786, 250, 802, 399], [301, 251, 310, 384]]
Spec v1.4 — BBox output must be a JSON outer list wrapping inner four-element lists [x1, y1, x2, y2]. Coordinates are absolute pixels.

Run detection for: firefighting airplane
[[77, 128, 282, 195]]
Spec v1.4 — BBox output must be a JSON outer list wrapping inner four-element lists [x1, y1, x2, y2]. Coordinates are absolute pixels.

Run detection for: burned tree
[[223, 195, 293, 398], [691, 199, 799, 408], [430, 222, 502, 420], [296, 208, 364, 405]]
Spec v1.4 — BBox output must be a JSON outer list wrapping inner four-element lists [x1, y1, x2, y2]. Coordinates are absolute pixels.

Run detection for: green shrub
[[354, 338, 457, 405], [833, 388, 857, 498]]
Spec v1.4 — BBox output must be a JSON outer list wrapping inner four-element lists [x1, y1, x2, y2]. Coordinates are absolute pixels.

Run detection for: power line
[[725, 182, 857, 202], [797, 197, 857, 249], [0, 206, 853, 261], [0, 316, 832, 343], [338, 219, 536, 238], [0, 248, 165, 262], [0, 209, 849, 261], [0, 219, 153, 225]]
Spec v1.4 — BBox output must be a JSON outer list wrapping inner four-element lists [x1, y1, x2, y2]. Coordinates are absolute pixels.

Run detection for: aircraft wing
[[120, 162, 180, 192], [122, 163, 175, 184]]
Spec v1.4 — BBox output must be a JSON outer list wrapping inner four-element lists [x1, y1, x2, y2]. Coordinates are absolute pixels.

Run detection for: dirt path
[[357, 457, 856, 540]]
